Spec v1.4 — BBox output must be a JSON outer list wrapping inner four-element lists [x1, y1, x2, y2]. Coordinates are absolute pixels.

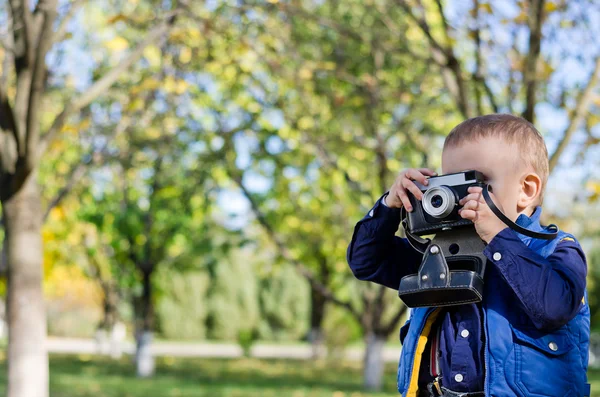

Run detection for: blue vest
[[396, 212, 591, 397]]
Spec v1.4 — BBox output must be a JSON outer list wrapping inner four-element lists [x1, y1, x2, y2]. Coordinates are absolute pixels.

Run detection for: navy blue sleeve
[[484, 228, 587, 332], [347, 193, 423, 290]]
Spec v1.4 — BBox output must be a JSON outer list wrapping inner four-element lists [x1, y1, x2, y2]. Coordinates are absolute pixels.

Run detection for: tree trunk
[[95, 283, 119, 355], [109, 321, 126, 359], [134, 268, 154, 377], [308, 283, 326, 359], [363, 332, 386, 391], [2, 174, 48, 397]]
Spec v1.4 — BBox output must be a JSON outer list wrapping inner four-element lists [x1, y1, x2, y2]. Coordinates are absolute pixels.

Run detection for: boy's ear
[[518, 173, 542, 209]]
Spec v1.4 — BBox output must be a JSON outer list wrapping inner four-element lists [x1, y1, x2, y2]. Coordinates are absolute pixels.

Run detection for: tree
[[0, 1, 179, 395], [392, 0, 600, 171], [212, 0, 600, 390]]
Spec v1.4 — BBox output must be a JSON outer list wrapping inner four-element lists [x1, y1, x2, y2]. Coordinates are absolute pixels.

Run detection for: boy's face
[[441, 136, 528, 221]]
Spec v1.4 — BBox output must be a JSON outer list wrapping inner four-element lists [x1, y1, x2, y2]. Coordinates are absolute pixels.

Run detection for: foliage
[[256, 263, 310, 341], [323, 304, 364, 362], [206, 249, 260, 341], [155, 269, 210, 340]]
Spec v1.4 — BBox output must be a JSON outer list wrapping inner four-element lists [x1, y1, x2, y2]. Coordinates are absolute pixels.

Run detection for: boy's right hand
[[385, 168, 437, 211]]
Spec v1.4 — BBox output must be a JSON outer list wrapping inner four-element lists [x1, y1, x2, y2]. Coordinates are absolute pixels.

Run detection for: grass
[[0, 355, 398, 397], [0, 355, 597, 396]]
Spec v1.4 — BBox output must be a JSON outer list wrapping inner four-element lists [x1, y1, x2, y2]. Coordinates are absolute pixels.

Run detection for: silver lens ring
[[422, 186, 457, 219]]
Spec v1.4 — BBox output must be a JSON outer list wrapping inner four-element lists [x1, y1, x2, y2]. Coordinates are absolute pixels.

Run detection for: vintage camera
[[406, 170, 486, 236]]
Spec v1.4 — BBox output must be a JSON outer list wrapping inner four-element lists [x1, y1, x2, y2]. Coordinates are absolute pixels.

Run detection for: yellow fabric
[[406, 308, 442, 397], [582, 296, 586, 305], [561, 237, 575, 242]]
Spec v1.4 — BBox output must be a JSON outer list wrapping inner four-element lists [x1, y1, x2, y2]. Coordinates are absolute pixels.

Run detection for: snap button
[[493, 252, 502, 261], [461, 329, 470, 338], [455, 374, 464, 383], [369, 209, 374, 217], [549, 342, 558, 351]]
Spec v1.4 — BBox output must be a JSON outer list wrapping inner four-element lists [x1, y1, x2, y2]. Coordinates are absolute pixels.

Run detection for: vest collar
[[514, 206, 544, 245]]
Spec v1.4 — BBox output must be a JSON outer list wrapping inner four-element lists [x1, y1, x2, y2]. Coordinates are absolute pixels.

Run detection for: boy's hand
[[386, 168, 437, 211], [459, 186, 507, 243]]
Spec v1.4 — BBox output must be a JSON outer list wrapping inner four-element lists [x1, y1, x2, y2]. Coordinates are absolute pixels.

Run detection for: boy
[[347, 114, 590, 397]]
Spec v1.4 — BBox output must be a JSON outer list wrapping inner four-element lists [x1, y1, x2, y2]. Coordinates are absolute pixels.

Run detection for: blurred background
[[1, 0, 600, 396]]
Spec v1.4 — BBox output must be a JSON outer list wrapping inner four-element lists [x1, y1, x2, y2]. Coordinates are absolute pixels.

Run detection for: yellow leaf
[[135, 234, 147, 245], [143, 45, 161, 67], [587, 181, 600, 202], [127, 98, 144, 111], [163, 76, 176, 93], [298, 67, 313, 80], [298, 116, 314, 130], [61, 123, 77, 135], [479, 3, 493, 13], [354, 148, 367, 161], [247, 102, 261, 113], [544, 2, 559, 13], [175, 79, 189, 95], [140, 77, 161, 91], [286, 216, 300, 229], [146, 127, 161, 139], [179, 47, 192, 64], [224, 65, 237, 80], [104, 36, 129, 51], [515, 11, 527, 24], [106, 14, 128, 24]]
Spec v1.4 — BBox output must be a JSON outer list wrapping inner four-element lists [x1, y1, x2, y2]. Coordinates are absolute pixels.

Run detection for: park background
[[2, 0, 600, 396]]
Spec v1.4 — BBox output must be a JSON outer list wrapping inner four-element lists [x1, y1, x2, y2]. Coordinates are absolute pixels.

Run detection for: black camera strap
[[482, 184, 558, 240], [401, 207, 430, 254]]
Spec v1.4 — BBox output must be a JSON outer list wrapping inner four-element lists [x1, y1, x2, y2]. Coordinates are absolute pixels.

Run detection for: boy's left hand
[[458, 186, 507, 243]]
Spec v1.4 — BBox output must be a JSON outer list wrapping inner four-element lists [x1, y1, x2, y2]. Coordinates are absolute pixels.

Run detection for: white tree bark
[[110, 322, 126, 359], [3, 174, 48, 397], [363, 332, 386, 391], [309, 327, 325, 359], [135, 331, 155, 377]]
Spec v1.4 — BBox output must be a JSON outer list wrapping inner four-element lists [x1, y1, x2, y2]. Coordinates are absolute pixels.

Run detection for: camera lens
[[431, 195, 443, 208], [422, 186, 457, 219]]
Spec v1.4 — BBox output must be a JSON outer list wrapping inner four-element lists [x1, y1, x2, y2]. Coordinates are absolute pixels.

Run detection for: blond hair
[[443, 114, 549, 203]]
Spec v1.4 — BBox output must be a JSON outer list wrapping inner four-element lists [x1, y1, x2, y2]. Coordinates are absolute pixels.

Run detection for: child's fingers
[[395, 187, 413, 211], [405, 169, 429, 185], [459, 208, 478, 221], [459, 192, 484, 205], [418, 168, 437, 177], [402, 177, 424, 200], [461, 199, 480, 211], [467, 186, 483, 194]]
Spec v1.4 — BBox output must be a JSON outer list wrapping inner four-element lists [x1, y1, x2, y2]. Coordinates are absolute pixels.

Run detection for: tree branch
[[38, 10, 180, 157], [382, 305, 408, 336], [521, 0, 546, 123], [548, 56, 600, 173], [229, 170, 359, 318], [9, 0, 33, 156], [54, 0, 85, 44], [433, 0, 452, 47], [0, 82, 19, 162], [8, 0, 32, 70], [42, 156, 87, 221], [25, 0, 57, 173], [272, 3, 364, 42], [396, 0, 471, 118]]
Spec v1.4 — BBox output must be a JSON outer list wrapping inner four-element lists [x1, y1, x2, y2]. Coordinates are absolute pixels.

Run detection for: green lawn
[[0, 355, 598, 396]]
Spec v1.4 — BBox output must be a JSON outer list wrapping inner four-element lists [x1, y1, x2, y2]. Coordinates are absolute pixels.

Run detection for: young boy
[[347, 114, 590, 397]]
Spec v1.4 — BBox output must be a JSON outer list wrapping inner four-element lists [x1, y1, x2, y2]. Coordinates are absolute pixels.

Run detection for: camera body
[[406, 170, 485, 236]]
